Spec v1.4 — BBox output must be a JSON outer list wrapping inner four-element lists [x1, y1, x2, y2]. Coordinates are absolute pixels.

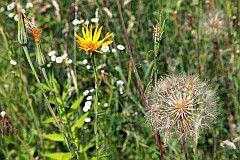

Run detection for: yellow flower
[[74, 25, 113, 56]]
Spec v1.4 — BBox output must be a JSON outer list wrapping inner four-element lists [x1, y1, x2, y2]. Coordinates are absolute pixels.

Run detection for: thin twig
[[116, 0, 164, 159], [182, 135, 189, 160]]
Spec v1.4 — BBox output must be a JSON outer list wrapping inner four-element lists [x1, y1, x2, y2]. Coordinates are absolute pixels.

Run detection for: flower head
[[101, 45, 109, 52], [91, 17, 99, 23], [10, 60, 17, 65], [72, 19, 81, 26], [25, 2, 33, 9], [201, 9, 227, 36], [117, 44, 125, 50], [56, 57, 63, 63], [23, 16, 41, 44], [147, 73, 217, 144], [7, 3, 15, 11], [74, 25, 113, 56]]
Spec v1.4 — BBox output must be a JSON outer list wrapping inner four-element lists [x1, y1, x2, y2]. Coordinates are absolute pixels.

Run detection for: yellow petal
[[89, 25, 93, 41], [93, 26, 102, 44], [93, 24, 99, 41], [82, 27, 87, 39]]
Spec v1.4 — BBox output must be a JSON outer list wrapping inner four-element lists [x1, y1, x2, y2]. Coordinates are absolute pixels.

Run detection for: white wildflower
[[117, 45, 125, 50], [56, 57, 63, 63], [10, 60, 17, 65]]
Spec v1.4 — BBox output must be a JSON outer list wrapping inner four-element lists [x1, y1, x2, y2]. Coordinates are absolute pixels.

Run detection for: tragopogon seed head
[[201, 9, 227, 37], [147, 73, 217, 144]]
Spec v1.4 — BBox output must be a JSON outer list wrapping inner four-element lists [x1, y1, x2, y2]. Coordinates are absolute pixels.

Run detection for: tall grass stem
[[116, 0, 164, 159]]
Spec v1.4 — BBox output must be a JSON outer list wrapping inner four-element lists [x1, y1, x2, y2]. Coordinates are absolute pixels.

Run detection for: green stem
[[92, 55, 99, 160], [41, 68, 79, 160], [22, 45, 78, 160], [17, 63, 44, 154]]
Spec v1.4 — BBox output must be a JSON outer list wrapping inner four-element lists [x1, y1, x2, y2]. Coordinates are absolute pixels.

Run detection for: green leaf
[[43, 152, 72, 160], [62, 80, 71, 100], [51, 73, 60, 93], [70, 96, 84, 110], [83, 143, 94, 152], [72, 112, 89, 131], [43, 117, 55, 124], [42, 134, 64, 142]]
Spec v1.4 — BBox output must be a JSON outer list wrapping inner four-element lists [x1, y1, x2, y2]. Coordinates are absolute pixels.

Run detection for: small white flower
[[117, 45, 125, 50], [101, 45, 109, 53], [91, 17, 99, 23], [83, 106, 90, 112], [72, 18, 80, 26], [111, 48, 117, 53], [82, 59, 88, 64], [90, 89, 95, 92], [98, 102, 101, 105], [21, 9, 26, 14], [85, 101, 92, 107], [67, 59, 72, 64], [83, 90, 90, 96], [116, 80, 124, 86], [79, 19, 85, 24], [25, 2, 33, 9], [10, 60, 17, 65], [86, 96, 92, 100], [7, 3, 15, 11], [14, 14, 18, 21], [48, 50, 56, 56], [51, 55, 56, 61], [62, 53, 68, 59], [1, 111, 6, 118], [0, 7, 5, 12], [8, 13, 15, 18], [84, 117, 91, 123], [104, 103, 108, 107], [56, 57, 63, 63], [84, 20, 89, 25], [220, 140, 236, 149], [86, 65, 91, 70]]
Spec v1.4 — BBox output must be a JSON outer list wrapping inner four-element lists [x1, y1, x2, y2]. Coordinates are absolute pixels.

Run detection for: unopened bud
[[36, 43, 46, 66], [17, 11, 28, 45]]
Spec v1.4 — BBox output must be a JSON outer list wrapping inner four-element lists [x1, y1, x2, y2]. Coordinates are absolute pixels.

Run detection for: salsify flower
[[147, 72, 217, 144], [18, 10, 45, 66], [23, 15, 41, 44], [74, 24, 113, 56]]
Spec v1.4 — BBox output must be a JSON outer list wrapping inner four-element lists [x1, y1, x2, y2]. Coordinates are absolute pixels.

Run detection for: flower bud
[[17, 11, 28, 45]]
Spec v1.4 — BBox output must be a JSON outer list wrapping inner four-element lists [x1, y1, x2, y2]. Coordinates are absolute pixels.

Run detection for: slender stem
[[73, 1, 79, 96], [116, 0, 164, 159], [41, 68, 79, 160], [92, 55, 99, 159], [15, 133, 35, 160], [22, 46, 78, 160], [182, 135, 189, 160], [7, 121, 35, 160], [17, 63, 44, 154]]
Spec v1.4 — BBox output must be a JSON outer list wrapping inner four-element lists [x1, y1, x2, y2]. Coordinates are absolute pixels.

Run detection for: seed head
[[147, 73, 217, 144], [201, 9, 227, 37]]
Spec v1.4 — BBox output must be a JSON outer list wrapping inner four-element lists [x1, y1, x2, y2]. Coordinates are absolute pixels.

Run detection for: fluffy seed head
[[201, 9, 227, 36], [147, 73, 217, 144]]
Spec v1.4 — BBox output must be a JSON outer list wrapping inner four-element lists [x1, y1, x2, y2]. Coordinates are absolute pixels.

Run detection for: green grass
[[0, 0, 240, 159]]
